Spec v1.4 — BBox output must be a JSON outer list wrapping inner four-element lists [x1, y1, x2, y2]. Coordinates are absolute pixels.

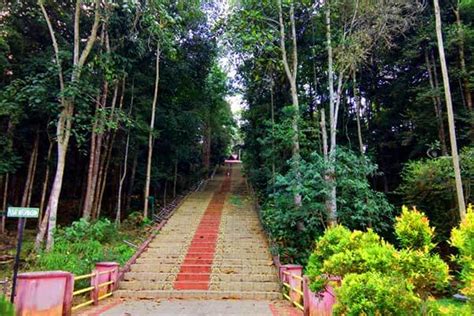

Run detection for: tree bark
[[125, 153, 138, 213], [433, 0, 466, 220], [1, 174, 8, 234], [352, 69, 364, 154], [83, 82, 108, 220], [425, 49, 448, 155], [38, 141, 53, 229], [454, 6, 472, 112], [144, 42, 161, 219], [38, 0, 101, 250], [320, 108, 329, 161], [21, 134, 39, 207], [270, 78, 276, 192], [117, 130, 130, 226], [326, 3, 338, 226], [278, 0, 301, 207]]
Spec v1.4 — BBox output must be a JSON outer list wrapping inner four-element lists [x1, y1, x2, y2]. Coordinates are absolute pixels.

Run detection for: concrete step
[[141, 250, 272, 260], [139, 253, 273, 261], [145, 245, 270, 252], [124, 272, 278, 283], [115, 289, 282, 300], [121, 280, 280, 292], [148, 241, 268, 248], [135, 257, 274, 265], [130, 264, 277, 274]]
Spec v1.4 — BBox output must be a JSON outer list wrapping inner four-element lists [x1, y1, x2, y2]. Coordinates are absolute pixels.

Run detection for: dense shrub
[[0, 295, 14, 316], [262, 148, 394, 263], [306, 226, 397, 292], [306, 207, 450, 314], [395, 206, 435, 251], [398, 147, 474, 243], [334, 272, 421, 316], [451, 205, 474, 308], [36, 219, 134, 276]]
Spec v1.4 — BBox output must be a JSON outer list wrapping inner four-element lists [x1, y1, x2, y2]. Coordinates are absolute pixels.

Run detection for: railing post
[[95, 262, 120, 291], [90, 270, 99, 306], [14, 271, 73, 316], [303, 276, 310, 316], [284, 264, 303, 304]]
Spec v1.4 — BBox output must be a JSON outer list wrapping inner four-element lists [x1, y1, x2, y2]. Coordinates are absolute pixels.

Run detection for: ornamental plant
[[306, 207, 450, 315], [451, 205, 474, 308], [334, 272, 421, 316], [395, 206, 435, 252]]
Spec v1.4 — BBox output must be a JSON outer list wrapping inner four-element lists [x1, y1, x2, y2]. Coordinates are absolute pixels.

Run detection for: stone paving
[[116, 164, 282, 300], [77, 164, 302, 315]]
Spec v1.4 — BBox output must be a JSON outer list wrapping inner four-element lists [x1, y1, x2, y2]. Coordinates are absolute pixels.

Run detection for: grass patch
[[229, 194, 243, 207], [428, 298, 471, 315]]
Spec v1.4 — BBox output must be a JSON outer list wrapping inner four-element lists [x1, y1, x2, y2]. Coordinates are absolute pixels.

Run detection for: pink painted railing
[[13, 175, 211, 315], [273, 256, 339, 316]]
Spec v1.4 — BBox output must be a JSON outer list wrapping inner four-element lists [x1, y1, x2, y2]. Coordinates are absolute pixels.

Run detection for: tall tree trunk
[[144, 42, 161, 218], [278, 0, 301, 207], [117, 79, 134, 226], [38, 141, 53, 229], [320, 108, 329, 160], [45, 107, 73, 250], [95, 132, 115, 219], [173, 161, 178, 198], [434, 0, 467, 220], [117, 131, 130, 226], [125, 153, 138, 213], [84, 84, 107, 220], [39, 0, 101, 250], [454, 6, 472, 112], [352, 69, 364, 154], [82, 98, 101, 220], [270, 78, 276, 192], [425, 49, 449, 155], [1, 174, 9, 234], [93, 78, 121, 219], [22, 134, 39, 207], [326, 3, 337, 226]]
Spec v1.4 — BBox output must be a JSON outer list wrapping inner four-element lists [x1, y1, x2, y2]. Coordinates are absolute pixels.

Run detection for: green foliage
[[398, 148, 474, 242], [0, 295, 14, 316], [334, 272, 421, 316], [395, 206, 435, 252], [122, 211, 149, 229], [36, 219, 133, 276], [262, 148, 394, 263], [427, 298, 472, 316], [451, 205, 474, 307], [58, 218, 117, 244], [306, 207, 450, 313]]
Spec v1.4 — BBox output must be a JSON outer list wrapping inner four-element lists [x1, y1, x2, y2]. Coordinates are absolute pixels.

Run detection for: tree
[[433, 0, 467, 220], [36, 0, 101, 250]]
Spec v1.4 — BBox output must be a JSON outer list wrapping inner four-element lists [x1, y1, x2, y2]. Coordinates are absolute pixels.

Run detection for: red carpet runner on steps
[[173, 170, 232, 290]]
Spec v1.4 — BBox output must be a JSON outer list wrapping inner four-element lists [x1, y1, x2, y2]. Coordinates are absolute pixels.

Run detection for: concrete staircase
[[115, 164, 282, 300]]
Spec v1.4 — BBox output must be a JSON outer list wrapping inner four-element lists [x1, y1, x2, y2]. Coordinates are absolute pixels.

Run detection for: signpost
[[7, 207, 39, 303]]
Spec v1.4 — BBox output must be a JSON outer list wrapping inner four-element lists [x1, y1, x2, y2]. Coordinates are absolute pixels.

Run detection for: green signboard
[[7, 207, 39, 218]]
